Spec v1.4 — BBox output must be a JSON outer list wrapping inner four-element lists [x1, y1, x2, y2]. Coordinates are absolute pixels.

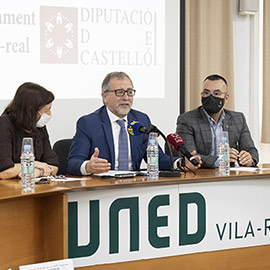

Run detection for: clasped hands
[[18, 161, 55, 178], [34, 161, 55, 178], [230, 148, 253, 167]]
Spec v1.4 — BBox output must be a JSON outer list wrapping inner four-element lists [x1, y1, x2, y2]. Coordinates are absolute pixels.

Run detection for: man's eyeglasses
[[105, 88, 136, 97], [201, 89, 227, 97]]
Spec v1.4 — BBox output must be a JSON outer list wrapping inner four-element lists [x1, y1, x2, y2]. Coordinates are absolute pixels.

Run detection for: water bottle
[[218, 131, 230, 176], [20, 137, 35, 192], [147, 132, 159, 180]]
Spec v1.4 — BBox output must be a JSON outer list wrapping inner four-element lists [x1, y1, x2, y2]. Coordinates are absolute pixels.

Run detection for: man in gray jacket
[[176, 74, 259, 168]]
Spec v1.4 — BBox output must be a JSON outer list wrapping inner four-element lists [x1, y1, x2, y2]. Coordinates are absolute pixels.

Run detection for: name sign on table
[[68, 179, 270, 268]]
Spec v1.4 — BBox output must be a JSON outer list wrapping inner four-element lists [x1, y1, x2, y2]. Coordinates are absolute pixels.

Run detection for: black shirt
[[0, 114, 58, 172]]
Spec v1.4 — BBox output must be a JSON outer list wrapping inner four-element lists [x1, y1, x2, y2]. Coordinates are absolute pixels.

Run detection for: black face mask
[[201, 95, 225, 115]]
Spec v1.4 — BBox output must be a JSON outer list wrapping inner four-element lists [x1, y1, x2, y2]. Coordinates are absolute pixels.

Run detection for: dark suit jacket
[[67, 106, 173, 175], [176, 107, 259, 168]]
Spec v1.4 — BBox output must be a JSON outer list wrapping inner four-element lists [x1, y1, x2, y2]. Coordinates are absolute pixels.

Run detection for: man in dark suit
[[176, 74, 259, 168], [68, 71, 200, 175]]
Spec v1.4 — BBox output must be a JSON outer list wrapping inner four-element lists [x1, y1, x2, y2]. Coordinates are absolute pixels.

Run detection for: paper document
[[20, 258, 74, 270], [230, 167, 270, 172], [35, 176, 89, 182], [93, 170, 138, 179], [50, 177, 90, 182]]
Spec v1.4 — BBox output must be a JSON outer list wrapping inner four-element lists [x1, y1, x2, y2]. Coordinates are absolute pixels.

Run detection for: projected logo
[[40, 6, 78, 64]]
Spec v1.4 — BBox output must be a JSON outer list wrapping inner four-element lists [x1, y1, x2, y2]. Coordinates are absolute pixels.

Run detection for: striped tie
[[116, 119, 129, 170]]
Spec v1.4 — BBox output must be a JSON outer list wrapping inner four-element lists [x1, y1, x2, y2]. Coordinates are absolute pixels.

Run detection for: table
[[1, 165, 270, 270]]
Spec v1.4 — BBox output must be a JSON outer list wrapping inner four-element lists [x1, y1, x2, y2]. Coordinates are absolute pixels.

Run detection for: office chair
[[53, 139, 72, 175]]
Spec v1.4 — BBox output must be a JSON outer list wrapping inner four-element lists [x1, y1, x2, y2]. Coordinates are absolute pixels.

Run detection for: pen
[[236, 141, 241, 165], [136, 172, 148, 176]]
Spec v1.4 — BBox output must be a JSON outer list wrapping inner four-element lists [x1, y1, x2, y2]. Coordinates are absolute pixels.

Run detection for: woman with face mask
[[0, 82, 58, 179]]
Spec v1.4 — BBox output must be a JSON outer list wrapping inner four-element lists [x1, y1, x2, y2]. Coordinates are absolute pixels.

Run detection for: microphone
[[128, 121, 148, 135], [167, 133, 199, 166], [128, 121, 181, 177], [128, 121, 160, 136]]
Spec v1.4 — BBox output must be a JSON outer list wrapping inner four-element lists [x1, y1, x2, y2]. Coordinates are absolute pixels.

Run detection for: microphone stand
[[185, 166, 197, 175], [177, 151, 186, 174], [178, 148, 197, 175], [149, 125, 181, 177]]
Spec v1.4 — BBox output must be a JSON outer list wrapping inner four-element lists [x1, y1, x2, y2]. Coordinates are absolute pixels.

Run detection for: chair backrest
[[53, 139, 72, 175]]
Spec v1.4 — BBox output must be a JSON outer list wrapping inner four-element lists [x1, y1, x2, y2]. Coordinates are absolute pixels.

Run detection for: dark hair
[[101, 71, 133, 92], [4, 82, 54, 132], [203, 74, 227, 86]]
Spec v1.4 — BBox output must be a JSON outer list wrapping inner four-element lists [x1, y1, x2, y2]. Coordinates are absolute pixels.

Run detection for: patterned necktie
[[116, 119, 129, 170]]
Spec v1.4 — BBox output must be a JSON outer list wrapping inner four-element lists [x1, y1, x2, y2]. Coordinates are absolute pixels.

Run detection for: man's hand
[[238, 150, 253, 166], [229, 148, 239, 163], [230, 148, 253, 167], [85, 147, 111, 174], [184, 151, 202, 170]]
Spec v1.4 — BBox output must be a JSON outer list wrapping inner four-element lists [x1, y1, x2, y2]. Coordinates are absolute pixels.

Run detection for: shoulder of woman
[[0, 114, 17, 146], [0, 113, 14, 127]]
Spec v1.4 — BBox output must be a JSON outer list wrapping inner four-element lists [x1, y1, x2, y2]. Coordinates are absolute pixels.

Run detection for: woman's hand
[[35, 161, 54, 177]]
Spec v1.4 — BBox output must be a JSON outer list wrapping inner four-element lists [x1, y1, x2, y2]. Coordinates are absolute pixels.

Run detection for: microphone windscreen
[[167, 133, 185, 152], [128, 121, 142, 136]]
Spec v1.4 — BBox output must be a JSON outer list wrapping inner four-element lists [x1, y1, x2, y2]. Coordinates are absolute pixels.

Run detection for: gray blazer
[[176, 106, 259, 168]]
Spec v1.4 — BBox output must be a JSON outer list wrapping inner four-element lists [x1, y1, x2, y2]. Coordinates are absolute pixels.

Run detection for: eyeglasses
[[105, 88, 136, 97], [201, 89, 227, 97]]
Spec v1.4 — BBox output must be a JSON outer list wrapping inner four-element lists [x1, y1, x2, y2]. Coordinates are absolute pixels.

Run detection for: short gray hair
[[101, 71, 133, 92]]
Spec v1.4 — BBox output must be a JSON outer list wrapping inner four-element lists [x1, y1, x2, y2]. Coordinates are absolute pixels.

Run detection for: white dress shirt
[[80, 107, 132, 175]]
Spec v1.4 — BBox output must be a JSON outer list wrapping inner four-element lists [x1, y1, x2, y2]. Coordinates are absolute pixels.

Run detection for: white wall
[[1, 0, 269, 164], [233, 0, 252, 121], [233, 0, 270, 164], [0, 0, 179, 151], [48, 0, 179, 146]]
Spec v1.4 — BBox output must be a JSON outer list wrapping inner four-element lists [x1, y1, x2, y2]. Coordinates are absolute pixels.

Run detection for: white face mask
[[36, 112, 52, 128]]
